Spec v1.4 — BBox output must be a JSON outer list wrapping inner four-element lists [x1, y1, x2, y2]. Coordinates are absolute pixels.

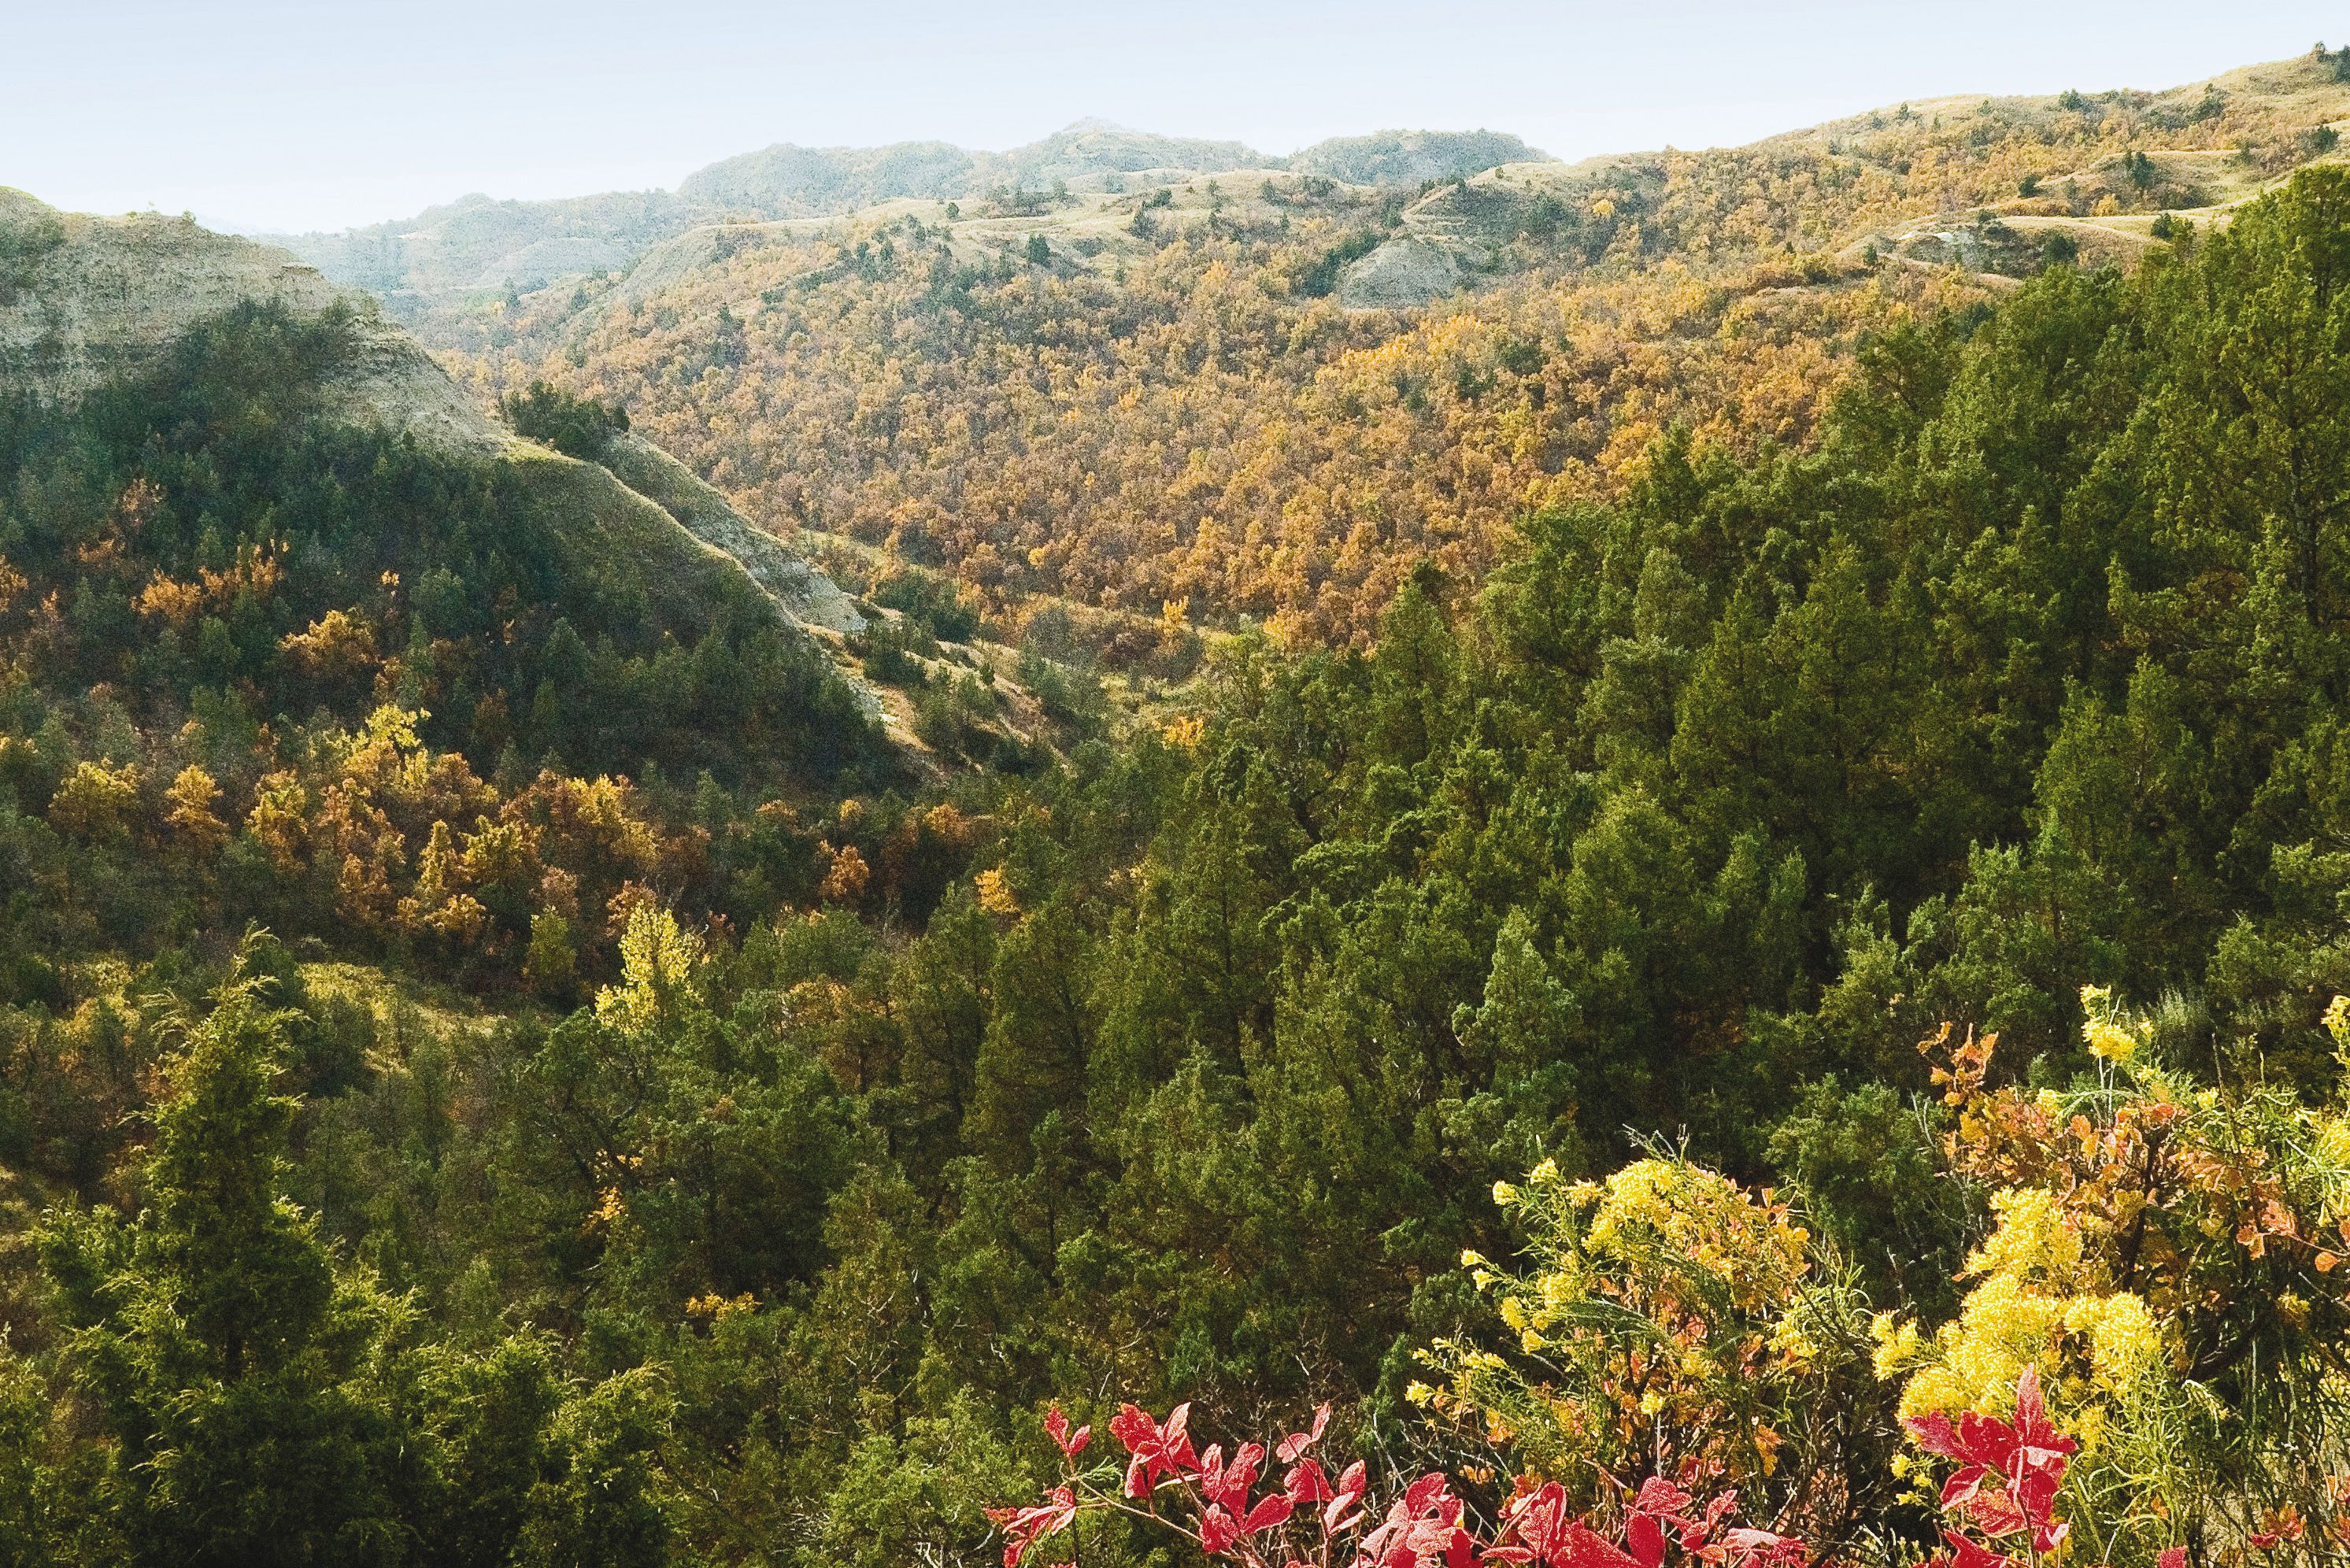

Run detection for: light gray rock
[[1338, 235, 1464, 309]]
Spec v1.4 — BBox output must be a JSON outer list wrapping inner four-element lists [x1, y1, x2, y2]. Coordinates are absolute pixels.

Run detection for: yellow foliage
[[975, 867, 1020, 915], [1881, 1185, 2163, 1426], [279, 607, 379, 682], [921, 801, 974, 845], [458, 816, 542, 889], [595, 902, 703, 1034], [1422, 1152, 1861, 1514], [246, 770, 310, 869], [134, 574, 205, 631], [48, 760, 145, 840], [454, 204, 1971, 646], [819, 842, 870, 904], [163, 764, 228, 852], [2081, 986, 2149, 1065], [397, 820, 488, 942]]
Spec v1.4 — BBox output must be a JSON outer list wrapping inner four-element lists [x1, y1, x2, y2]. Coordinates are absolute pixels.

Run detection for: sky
[[6, 1, 2347, 234]]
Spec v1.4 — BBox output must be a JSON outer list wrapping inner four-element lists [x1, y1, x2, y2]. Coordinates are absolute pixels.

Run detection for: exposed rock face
[[0, 187, 864, 642], [1339, 235, 1463, 309], [0, 189, 495, 453], [600, 434, 867, 634]]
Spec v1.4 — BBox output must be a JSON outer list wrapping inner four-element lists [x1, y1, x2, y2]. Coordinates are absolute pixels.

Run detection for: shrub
[[498, 379, 631, 459]]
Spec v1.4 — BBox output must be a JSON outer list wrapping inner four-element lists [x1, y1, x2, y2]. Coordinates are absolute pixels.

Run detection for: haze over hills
[[265, 124, 1547, 305], [272, 47, 2350, 331]]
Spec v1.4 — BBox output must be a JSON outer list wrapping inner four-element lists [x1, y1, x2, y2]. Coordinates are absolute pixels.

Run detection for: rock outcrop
[[0, 187, 864, 645]]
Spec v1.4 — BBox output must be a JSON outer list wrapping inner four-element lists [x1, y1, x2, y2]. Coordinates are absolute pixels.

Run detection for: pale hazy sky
[[6, 1, 2346, 233]]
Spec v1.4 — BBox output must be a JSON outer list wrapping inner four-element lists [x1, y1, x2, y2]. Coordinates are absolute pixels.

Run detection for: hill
[[1287, 127, 1544, 186], [11, 144, 2350, 1568], [13, 41, 2350, 1568], [678, 120, 1269, 213], [264, 121, 1550, 325], [0, 187, 915, 992], [261, 187, 719, 302], [412, 46, 2350, 648], [0, 189, 865, 638]]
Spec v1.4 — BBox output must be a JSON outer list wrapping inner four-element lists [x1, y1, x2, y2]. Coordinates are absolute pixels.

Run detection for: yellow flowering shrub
[[1875, 1186, 2162, 1423], [1885, 994, 2350, 1559], [1419, 1152, 1889, 1538]]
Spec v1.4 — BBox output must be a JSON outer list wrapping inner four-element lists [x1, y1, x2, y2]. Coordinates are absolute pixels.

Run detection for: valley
[[6, 33, 2350, 1568], [261, 51, 2350, 657]]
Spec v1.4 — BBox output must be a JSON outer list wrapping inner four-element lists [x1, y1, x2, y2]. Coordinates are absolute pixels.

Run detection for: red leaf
[[1717, 1528, 1806, 1568], [1498, 1482, 1570, 1563], [1325, 1460, 1369, 1537], [1942, 1529, 2011, 1568], [1956, 1490, 2027, 1540], [1628, 1511, 1667, 1568], [990, 1485, 1076, 1568], [1244, 1494, 1297, 1535], [1286, 1458, 1334, 1507], [1112, 1403, 1201, 1497], [1939, 1465, 1989, 1511], [2011, 1368, 2075, 1459], [1558, 1521, 1645, 1568], [1902, 1411, 1967, 1462], [1109, 1403, 1156, 1452], [1201, 1504, 1240, 1557], [1634, 1478, 1695, 1520], [1279, 1401, 1334, 1463], [1044, 1406, 1091, 1458]]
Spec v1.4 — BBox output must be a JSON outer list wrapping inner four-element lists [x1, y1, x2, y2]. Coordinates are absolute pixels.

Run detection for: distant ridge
[[1290, 128, 1541, 186], [680, 122, 1269, 213], [260, 124, 1549, 301]]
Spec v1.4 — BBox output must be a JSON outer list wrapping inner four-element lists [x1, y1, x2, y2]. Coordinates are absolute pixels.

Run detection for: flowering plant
[[986, 1399, 1807, 1568], [1413, 1155, 1886, 1549], [1901, 1367, 2195, 1568], [1879, 1002, 2350, 1559]]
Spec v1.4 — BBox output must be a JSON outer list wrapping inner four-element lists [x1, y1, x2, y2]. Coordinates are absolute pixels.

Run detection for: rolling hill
[[263, 124, 1546, 324], [0, 187, 889, 787], [13, 38, 2350, 1568], [384, 47, 2350, 649]]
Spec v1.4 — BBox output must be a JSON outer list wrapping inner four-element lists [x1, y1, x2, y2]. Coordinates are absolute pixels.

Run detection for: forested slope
[[0, 193, 894, 989], [8, 133, 2350, 1566], [439, 47, 2350, 646]]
